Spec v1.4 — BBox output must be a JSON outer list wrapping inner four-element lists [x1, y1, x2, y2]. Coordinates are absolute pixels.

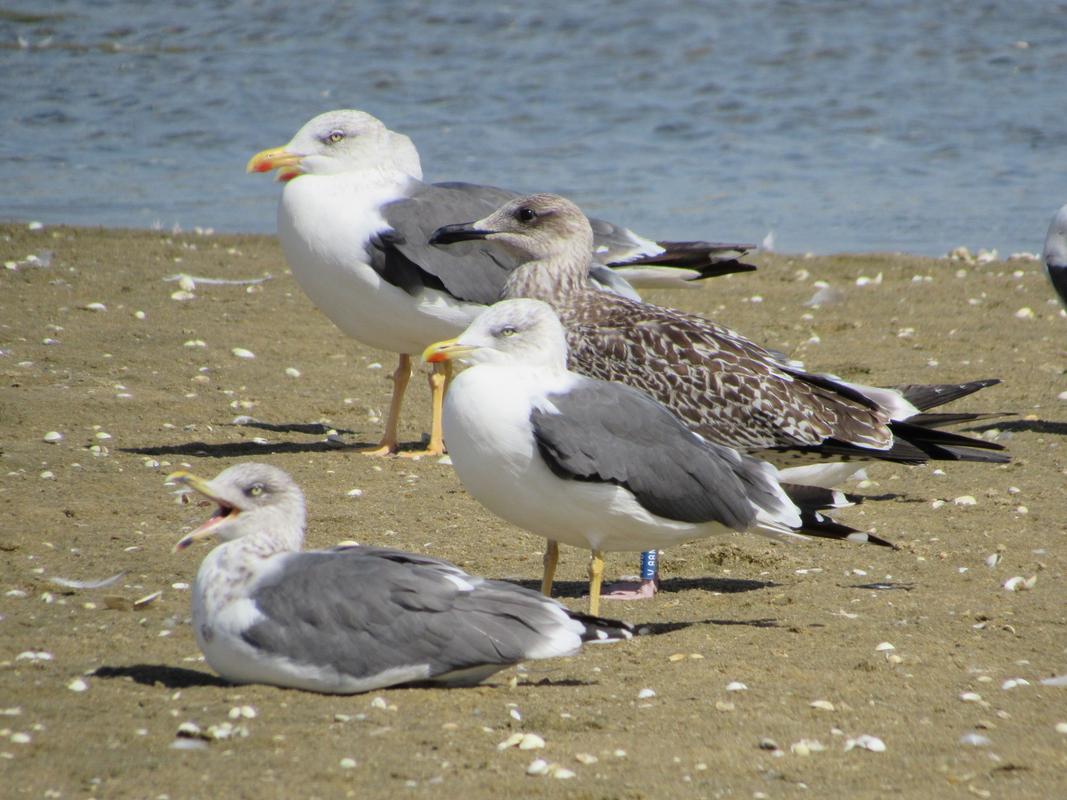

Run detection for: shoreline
[[2, 223, 1066, 797]]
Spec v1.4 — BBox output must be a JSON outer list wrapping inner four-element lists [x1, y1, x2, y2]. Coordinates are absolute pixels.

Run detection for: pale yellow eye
[[327, 131, 344, 144], [247, 484, 264, 497]]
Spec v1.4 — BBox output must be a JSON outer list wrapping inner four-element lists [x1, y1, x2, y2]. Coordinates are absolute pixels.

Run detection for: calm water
[[3, 1, 1065, 255]]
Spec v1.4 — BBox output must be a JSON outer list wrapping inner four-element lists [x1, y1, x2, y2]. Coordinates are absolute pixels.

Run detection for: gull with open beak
[[167, 462, 632, 693]]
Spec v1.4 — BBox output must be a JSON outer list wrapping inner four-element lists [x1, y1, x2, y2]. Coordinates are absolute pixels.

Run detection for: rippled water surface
[[3, 1, 1065, 254]]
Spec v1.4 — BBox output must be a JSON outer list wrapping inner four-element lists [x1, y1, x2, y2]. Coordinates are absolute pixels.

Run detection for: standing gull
[[246, 110, 754, 456], [168, 462, 632, 693], [423, 300, 888, 616], [1042, 203, 1067, 308], [431, 194, 1007, 596]]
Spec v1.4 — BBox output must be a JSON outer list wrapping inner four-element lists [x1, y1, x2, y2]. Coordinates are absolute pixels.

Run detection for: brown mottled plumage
[[430, 193, 1006, 469]]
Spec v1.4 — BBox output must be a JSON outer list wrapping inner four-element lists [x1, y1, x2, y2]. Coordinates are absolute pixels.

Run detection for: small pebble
[[231, 347, 256, 359], [67, 678, 88, 692], [637, 688, 656, 699], [953, 495, 977, 506], [810, 700, 835, 711], [43, 431, 63, 443], [285, 367, 301, 378], [83, 302, 107, 312], [1056, 722, 1067, 734], [134, 310, 146, 320], [526, 758, 550, 776], [1003, 575, 1036, 591], [960, 692, 983, 703], [575, 753, 598, 765], [844, 734, 885, 753], [875, 642, 895, 651], [960, 733, 992, 747], [497, 733, 523, 751], [339, 757, 358, 769], [10, 733, 31, 744], [170, 290, 195, 301], [725, 681, 748, 692], [518, 733, 545, 751], [1013, 307, 1035, 319], [346, 489, 364, 498]]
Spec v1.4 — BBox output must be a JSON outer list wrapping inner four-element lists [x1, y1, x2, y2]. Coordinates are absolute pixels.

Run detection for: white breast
[[278, 173, 484, 355], [442, 365, 728, 553]]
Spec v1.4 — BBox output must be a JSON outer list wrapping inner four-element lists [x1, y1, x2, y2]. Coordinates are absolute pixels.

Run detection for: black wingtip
[[892, 378, 1003, 412]]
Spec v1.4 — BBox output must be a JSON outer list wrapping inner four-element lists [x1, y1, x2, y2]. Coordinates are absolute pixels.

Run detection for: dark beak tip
[[429, 222, 487, 246]]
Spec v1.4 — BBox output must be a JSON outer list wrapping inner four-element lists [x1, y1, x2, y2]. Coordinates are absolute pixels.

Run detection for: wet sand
[[2, 224, 1066, 798]]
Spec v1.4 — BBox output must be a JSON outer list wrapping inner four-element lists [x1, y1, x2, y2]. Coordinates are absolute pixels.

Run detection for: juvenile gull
[[246, 110, 754, 456], [431, 194, 1007, 596], [168, 462, 632, 693], [1042, 203, 1067, 308], [423, 300, 887, 616]]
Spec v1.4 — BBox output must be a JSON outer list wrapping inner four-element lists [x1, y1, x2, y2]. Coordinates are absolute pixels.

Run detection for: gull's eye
[[246, 483, 265, 497], [514, 207, 537, 223], [499, 326, 518, 337], [326, 130, 345, 144]]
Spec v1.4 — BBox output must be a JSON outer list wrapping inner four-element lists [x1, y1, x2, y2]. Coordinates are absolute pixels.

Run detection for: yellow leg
[[541, 540, 559, 597], [401, 360, 452, 458], [363, 354, 411, 456], [588, 550, 605, 617]]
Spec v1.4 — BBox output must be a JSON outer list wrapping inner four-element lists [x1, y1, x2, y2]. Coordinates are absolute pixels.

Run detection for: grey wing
[[243, 547, 580, 684], [377, 182, 524, 304], [531, 381, 776, 528]]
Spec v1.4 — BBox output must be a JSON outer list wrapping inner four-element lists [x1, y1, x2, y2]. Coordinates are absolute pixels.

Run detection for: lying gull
[[431, 194, 1007, 597], [1042, 203, 1067, 308], [423, 299, 888, 615], [246, 110, 754, 456], [168, 462, 633, 693]]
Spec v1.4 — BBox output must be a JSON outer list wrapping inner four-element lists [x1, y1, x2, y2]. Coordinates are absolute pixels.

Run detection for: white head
[[422, 298, 568, 370], [246, 109, 422, 181], [430, 193, 595, 264], [170, 462, 307, 552]]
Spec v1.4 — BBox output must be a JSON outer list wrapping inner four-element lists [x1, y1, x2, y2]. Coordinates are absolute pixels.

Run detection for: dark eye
[[326, 130, 345, 144], [246, 483, 265, 497], [499, 326, 518, 337], [514, 207, 537, 223]]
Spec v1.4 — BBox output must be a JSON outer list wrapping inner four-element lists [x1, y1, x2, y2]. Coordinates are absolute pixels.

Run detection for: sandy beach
[[2, 223, 1066, 799]]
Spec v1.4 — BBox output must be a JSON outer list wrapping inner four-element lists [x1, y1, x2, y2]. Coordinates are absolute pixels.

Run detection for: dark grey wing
[[377, 182, 524, 304], [242, 546, 624, 686], [531, 380, 783, 528]]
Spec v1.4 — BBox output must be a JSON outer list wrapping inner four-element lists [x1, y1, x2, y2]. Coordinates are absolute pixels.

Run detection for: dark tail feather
[[787, 483, 893, 547], [571, 612, 635, 644], [888, 420, 1009, 463], [783, 483, 864, 511], [892, 378, 1001, 412], [797, 507, 896, 548], [612, 240, 758, 279], [905, 410, 1011, 429]]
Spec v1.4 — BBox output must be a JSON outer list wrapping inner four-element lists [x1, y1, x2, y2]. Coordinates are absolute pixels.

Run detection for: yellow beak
[[168, 470, 234, 552], [246, 145, 304, 181], [422, 337, 477, 364]]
